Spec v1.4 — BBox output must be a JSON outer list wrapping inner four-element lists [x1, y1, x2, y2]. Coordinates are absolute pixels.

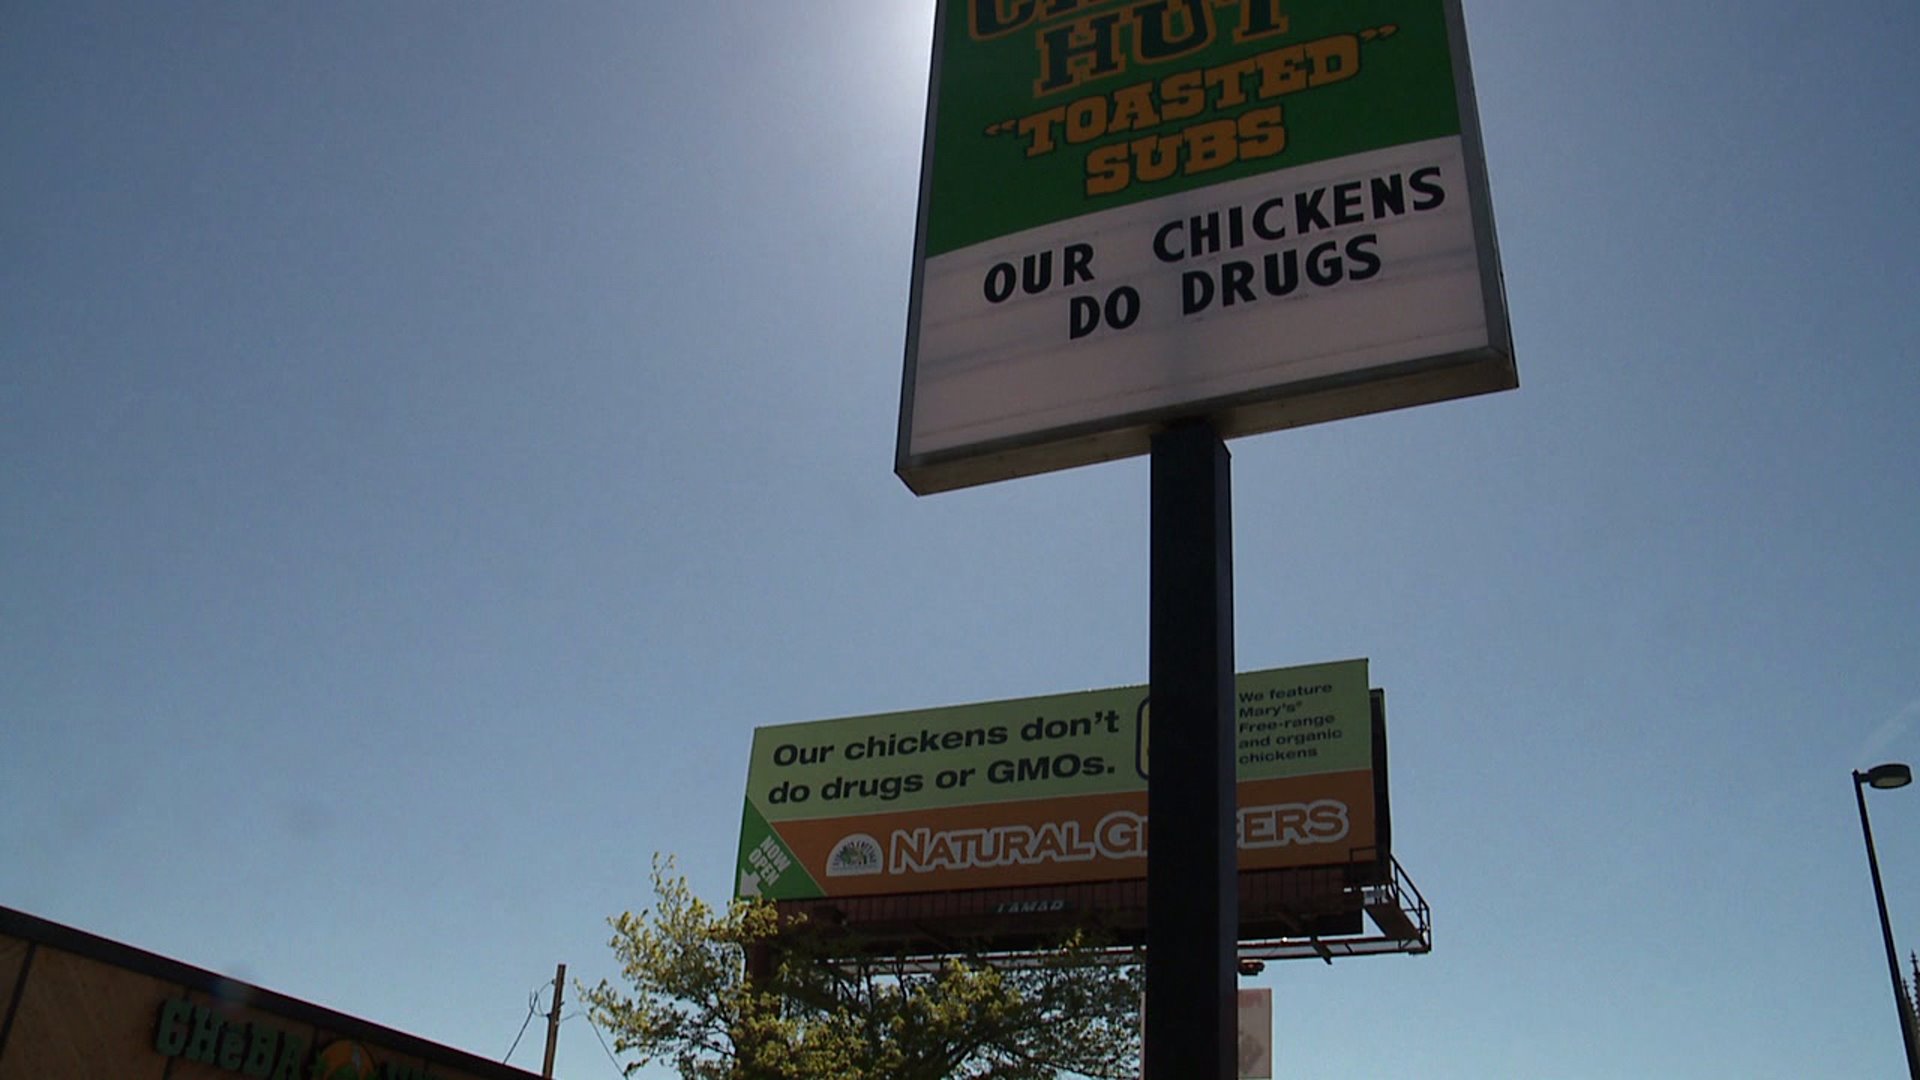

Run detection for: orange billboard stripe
[[771, 770, 1375, 897]]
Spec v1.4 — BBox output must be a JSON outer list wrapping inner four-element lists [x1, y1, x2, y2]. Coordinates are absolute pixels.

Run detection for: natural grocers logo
[[825, 833, 885, 877]]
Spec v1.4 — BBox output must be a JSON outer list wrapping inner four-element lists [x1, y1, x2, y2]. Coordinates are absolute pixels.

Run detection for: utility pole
[[541, 963, 566, 1080]]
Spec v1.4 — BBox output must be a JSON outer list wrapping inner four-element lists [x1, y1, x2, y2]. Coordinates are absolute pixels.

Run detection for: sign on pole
[[899, 0, 1514, 494], [1138, 989, 1274, 1079], [1238, 988, 1274, 1079]]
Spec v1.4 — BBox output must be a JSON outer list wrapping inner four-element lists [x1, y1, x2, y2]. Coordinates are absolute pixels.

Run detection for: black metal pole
[[1146, 420, 1236, 1080], [1854, 772, 1920, 1080]]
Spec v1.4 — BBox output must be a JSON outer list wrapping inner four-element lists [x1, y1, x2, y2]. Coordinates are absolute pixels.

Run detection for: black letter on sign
[[984, 263, 1016, 303], [1065, 243, 1096, 285], [1071, 295, 1102, 339], [1410, 166, 1447, 211], [1132, 0, 1212, 62], [973, 0, 1037, 38], [1346, 235, 1382, 281], [1022, 251, 1054, 295], [1183, 271, 1215, 315]]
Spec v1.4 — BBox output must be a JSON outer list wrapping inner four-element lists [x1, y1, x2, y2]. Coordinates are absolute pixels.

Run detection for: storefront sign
[[153, 998, 437, 1080]]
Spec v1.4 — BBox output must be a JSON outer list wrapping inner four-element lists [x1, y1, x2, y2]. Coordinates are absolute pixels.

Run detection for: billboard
[[897, 0, 1514, 493], [736, 660, 1379, 904]]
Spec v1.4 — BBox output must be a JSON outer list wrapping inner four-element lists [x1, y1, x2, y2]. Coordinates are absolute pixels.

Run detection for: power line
[[579, 1007, 628, 1077], [501, 983, 549, 1064]]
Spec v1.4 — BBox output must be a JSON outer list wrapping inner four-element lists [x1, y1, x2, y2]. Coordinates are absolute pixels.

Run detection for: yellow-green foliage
[[584, 856, 1142, 1080]]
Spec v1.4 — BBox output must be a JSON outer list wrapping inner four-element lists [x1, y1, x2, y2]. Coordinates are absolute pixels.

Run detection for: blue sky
[[4, 2, 1917, 1077]]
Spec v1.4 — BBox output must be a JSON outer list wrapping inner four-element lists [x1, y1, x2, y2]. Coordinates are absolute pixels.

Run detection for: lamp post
[[1854, 762, 1919, 1080]]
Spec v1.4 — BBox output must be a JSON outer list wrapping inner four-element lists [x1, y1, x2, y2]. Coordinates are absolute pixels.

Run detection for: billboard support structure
[[1146, 420, 1237, 1080]]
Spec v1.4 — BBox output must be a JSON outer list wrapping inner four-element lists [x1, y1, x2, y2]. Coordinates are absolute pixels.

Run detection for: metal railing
[[863, 856, 1433, 972], [1238, 855, 1430, 963]]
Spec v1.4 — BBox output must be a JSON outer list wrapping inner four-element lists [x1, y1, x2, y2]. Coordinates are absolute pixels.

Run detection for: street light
[[1854, 762, 1919, 1079]]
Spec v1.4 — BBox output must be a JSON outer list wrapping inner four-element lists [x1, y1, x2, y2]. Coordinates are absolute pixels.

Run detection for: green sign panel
[[898, 0, 1514, 494], [924, 0, 1462, 257]]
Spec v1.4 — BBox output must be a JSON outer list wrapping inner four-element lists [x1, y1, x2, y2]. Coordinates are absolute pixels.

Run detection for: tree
[[584, 857, 1143, 1080]]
